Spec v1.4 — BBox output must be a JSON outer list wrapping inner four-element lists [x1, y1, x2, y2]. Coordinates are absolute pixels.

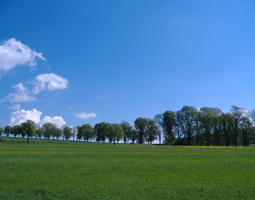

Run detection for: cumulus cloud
[[0, 38, 45, 75], [9, 109, 42, 126], [32, 73, 69, 94], [8, 108, 66, 128], [4, 83, 36, 102], [8, 104, 21, 110], [39, 116, 66, 128], [74, 112, 97, 119]]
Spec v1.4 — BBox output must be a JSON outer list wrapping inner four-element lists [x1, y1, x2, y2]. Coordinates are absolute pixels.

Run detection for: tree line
[[1, 105, 255, 146]]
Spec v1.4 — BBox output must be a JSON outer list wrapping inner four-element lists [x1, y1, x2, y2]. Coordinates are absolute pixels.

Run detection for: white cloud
[[68, 107, 72, 110], [9, 109, 42, 126], [97, 96, 105, 99], [0, 38, 45, 76], [4, 83, 36, 102], [8, 104, 21, 110], [39, 116, 66, 128], [8, 108, 66, 128], [32, 73, 69, 94], [74, 112, 97, 119]]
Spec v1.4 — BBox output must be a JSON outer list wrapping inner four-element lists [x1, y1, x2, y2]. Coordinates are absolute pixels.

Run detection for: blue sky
[[1, 0, 255, 128]]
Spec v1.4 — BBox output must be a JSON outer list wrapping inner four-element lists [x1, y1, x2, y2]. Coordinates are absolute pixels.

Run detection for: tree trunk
[[27, 136, 29, 143], [114, 140, 115, 145]]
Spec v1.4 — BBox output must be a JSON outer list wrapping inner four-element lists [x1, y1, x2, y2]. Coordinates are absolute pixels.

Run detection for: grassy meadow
[[0, 138, 255, 200]]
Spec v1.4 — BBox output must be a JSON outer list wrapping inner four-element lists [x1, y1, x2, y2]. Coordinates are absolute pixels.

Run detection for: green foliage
[[162, 111, 176, 144], [4, 125, 12, 137], [63, 127, 72, 140], [42, 123, 55, 139], [21, 120, 36, 143], [146, 118, 158, 144], [53, 128, 62, 140], [81, 124, 94, 142], [134, 117, 147, 144]]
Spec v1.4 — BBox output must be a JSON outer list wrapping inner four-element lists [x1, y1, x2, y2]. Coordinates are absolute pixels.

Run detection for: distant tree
[[21, 120, 36, 143], [12, 125, 23, 138], [121, 121, 131, 144], [231, 106, 244, 146], [153, 114, 163, 144], [125, 126, 137, 144], [134, 117, 147, 144], [109, 123, 124, 145], [211, 115, 221, 146], [54, 128, 62, 140], [0, 127, 3, 141], [94, 122, 109, 143], [219, 113, 234, 146], [77, 126, 83, 141], [36, 127, 44, 138], [63, 127, 72, 140], [162, 111, 176, 144], [179, 106, 196, 145], [146, 118, 158, 144], [82, 124, 94, 142], [4, 126, 12, 137], [71, 127, 77, 141], [42, 123, 55, 139], [239, 117, 252, 146], [200, 112, 213, 146], [194, 111, 202, 145]]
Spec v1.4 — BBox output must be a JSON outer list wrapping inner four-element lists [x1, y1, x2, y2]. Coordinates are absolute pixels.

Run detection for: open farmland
[[0, 138, 255, 200]]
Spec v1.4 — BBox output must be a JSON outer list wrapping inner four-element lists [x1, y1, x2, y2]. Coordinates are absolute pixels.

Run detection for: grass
[[0, 137, 255, 199]]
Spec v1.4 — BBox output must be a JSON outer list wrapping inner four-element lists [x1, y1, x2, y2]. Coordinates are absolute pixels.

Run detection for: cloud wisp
[[4, 83, 36, 102], [0, 38, 45, 76], [8, 104, 21, 110], [74, 112, 97, 119], [32, 73, 69, 94]]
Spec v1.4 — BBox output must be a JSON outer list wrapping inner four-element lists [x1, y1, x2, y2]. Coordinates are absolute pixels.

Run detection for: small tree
[[12, 125, 23, 138], [82, 124, 93, 142], [42, 123, 55, 139], [21, 120, 36, 143], [4, 126, 12, 138], [53, 128, 62, 140], [63, 127, 72, 140]]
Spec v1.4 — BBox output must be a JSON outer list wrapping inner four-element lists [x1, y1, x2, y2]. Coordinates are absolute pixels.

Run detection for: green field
[[0, 138, 255, 199]]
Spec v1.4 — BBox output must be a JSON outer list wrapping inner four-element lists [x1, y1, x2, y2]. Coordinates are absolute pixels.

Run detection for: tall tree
[[21, 120, 36, 143], [146, 118, 158, 144], [239, 117, 252, 146], [134, 117, 147, 144], [162, 111, 176, 144], [199, 112, 213, 146], [153, 114, 163, 144], [179, 106, 196, 145], [121, 121, 131, 144], [36, 127, 44, 138], [231, 106, 244, 146], [219, 113, 234, 146], [77, 126, 83, 141]]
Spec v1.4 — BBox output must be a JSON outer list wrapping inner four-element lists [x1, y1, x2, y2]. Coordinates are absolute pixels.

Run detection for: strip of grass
[[0, 137, 255, 199]]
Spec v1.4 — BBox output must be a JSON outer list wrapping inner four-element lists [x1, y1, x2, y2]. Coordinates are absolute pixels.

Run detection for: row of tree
[[1, 105, 255, 146]]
